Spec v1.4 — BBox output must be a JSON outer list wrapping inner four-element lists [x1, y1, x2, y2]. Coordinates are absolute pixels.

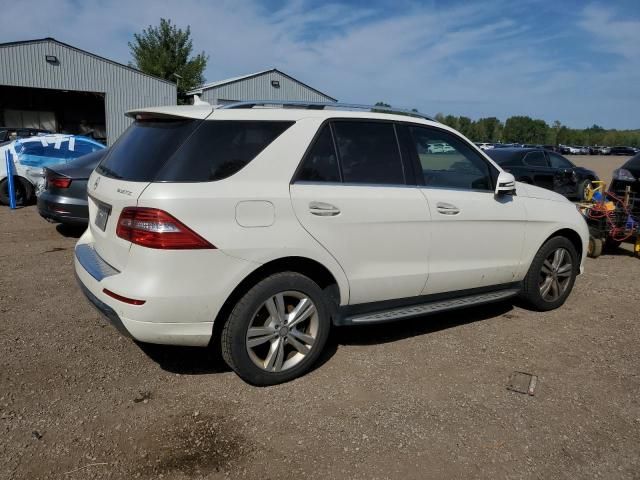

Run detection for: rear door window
[[523, 151, 548, 167], [332, 121, 405, 185]]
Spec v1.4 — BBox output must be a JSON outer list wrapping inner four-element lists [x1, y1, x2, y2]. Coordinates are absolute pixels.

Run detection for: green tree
[[503, 116, 548, 144], [372, 101, 392, 114], [129, 18, 208, 103], [474, 117, 503, 142], [442, 115, 459, 130], [457, 116, 473, 138]]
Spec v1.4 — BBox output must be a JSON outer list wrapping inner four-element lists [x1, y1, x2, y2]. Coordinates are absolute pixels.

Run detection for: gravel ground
[[565, 154, 631, 186], [1, 182, 639, 479]]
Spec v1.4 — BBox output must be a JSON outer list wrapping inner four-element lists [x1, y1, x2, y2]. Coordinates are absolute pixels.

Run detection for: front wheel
[[520, 237, 579, 311], [221, 272, 331, 386]]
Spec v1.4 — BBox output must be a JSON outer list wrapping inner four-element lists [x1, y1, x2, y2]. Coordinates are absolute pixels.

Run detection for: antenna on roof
[[192, 94, 210, 106]]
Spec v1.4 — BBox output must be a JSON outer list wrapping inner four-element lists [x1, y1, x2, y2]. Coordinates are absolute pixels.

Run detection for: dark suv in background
[[610, 153, 640, 217], [486, 148, 598, 200], [610, 146, 638, 156]]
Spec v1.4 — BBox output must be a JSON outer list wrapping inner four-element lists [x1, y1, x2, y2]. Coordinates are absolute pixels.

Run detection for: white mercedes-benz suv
[[75, 102, 588, 385]]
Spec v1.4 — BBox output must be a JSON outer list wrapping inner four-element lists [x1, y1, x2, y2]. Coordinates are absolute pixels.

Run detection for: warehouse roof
[[0, 37, 176, 86], [187, 68, 337, 101]]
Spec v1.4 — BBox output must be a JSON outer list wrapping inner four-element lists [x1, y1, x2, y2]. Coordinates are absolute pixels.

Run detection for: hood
[[516, 182, 571, 203]]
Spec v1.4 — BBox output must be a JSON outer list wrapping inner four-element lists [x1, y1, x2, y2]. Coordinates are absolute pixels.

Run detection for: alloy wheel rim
[[539, 247, 573, 302], [246, 291, 319, 373]]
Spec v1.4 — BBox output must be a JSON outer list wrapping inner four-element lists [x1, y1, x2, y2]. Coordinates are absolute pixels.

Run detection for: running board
[[343, 289, 520, 325]]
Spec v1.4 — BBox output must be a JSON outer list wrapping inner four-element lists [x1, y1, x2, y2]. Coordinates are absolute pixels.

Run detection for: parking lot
[[1, 155, 639, 479]]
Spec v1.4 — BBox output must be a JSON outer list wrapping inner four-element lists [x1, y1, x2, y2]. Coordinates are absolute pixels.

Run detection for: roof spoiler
[[125, 104, 213, 121]]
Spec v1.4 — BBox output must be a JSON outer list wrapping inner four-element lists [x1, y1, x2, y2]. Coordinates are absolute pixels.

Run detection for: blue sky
[[1, 0, 639, 129]]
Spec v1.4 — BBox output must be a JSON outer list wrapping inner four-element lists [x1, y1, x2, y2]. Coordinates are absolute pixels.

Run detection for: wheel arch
[[544, 228, 584, 259], [0, 175, 35, 204], [211, 256, 343, 347]]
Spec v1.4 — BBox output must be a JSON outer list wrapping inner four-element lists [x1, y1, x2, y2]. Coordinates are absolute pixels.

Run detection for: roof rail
[[219, 100, 435, 122]]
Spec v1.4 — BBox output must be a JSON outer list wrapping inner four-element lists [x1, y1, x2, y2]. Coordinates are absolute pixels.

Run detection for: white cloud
[[0, 0, 638, 128], [579, 4, 640, 62]]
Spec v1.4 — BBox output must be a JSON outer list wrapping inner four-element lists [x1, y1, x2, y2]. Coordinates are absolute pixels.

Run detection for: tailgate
[[83, 108, 213, 270], [87, 170, 149, 271]]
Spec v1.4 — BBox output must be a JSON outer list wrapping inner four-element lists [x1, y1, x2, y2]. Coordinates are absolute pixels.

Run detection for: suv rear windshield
[[624, 153, 640, 170], [96, 119, 294, 182]]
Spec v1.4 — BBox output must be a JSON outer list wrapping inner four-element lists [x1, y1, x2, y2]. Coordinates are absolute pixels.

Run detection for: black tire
[[587, 237, 603, 258], [604, 238, 622, 250], [0, 177, 34, 206], [578, 179, 593, 201], [221, 272, 331, 386], [520, 236, 579, 311]]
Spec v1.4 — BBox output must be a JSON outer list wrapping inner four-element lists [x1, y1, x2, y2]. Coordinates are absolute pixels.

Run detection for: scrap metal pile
[[579, 181, 640, 258]]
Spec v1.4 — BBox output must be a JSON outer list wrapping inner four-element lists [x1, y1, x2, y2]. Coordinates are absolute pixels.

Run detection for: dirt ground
[[1, 158, 639, 479], [567, 154, 628, 186]]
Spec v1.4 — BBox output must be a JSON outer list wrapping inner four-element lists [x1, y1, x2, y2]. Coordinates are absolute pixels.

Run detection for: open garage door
[[0, 86, 106, 143]]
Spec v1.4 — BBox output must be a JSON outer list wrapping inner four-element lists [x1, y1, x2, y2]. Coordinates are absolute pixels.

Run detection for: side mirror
[[495, 171, 517, 196]]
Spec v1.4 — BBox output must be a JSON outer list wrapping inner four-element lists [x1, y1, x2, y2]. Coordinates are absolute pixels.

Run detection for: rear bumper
[[38, 193, 89, 225], [73, 233, 258, 347], [75, 272, 132, 338]]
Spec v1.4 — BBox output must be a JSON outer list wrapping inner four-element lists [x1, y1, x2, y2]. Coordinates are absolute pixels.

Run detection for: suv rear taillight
[[116, 207, 215, 249]]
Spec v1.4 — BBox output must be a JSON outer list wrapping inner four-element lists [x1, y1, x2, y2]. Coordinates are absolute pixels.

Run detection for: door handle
[[309, 201, 340, 216], [436, 202, 460, 215]]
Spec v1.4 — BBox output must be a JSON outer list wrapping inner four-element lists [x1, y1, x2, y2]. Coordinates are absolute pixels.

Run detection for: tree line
[[374, 103, 640, 147], [433, 114, 640, 147]]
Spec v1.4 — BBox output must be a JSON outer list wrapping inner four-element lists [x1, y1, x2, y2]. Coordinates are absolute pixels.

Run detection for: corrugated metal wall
[[200, 70, 334, 105], [0, 39, 176, 144]]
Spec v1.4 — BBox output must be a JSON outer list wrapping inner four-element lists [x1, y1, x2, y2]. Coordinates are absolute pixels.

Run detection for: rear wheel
[[520, 236, 578, 311], [0, 177, 34, 206], [221, 272, 331, 386]]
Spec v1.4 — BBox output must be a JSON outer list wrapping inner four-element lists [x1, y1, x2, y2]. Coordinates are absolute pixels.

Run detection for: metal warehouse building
[[187, 68, 336, 105], [0, 38, 176, 145]]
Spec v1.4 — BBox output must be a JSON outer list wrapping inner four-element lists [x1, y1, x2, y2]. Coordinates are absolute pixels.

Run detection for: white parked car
[[427, 142, 445, 153], [0, 134, 104, 205], [75, 102, 589, 385], [566, 146, 581, 155], [475, 142, 494, 151]]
